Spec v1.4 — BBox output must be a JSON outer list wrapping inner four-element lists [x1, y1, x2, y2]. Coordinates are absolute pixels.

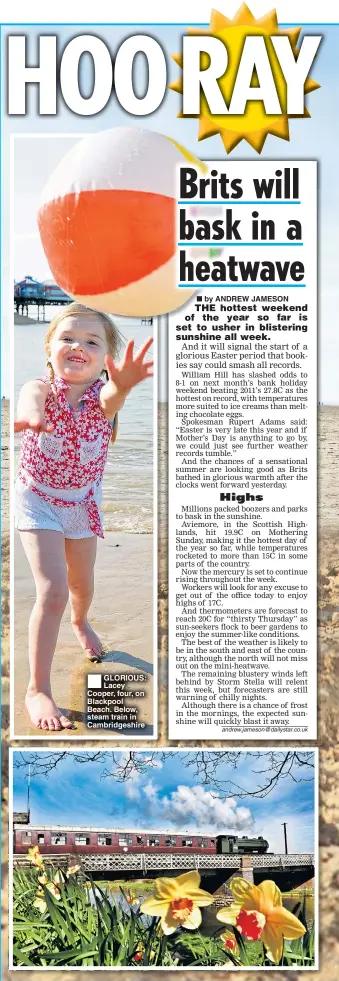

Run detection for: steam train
[[13, 825, 269, 857]]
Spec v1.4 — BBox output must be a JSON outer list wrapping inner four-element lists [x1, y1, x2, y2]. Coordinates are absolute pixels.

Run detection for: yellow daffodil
[[133, 944, 155, 963], [38, 873, 48, 885], [140, 870, 214, 935], [46, 882, 61, 900], [27, 846, 44, 869], [33, 885, 47, 914], [53, 870, 65, 885], [217, 878, 306, 964], [33, 880, 61, 909], [220, 930, 238, 952], [33, 896, 47, 914], [126, 892, 136, 905], [66, 864, 81, 877]]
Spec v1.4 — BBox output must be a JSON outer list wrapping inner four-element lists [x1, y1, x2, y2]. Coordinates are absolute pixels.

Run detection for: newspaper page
[[1, 1, 338, 978], [168, 160, 317, 739]]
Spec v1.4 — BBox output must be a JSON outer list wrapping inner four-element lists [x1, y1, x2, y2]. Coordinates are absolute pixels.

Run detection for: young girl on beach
[[14, 302, 153, 732]]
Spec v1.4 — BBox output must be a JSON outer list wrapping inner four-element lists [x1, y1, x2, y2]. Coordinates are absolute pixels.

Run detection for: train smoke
[[160, 786, 254, 831], [128, 782, 254, 832]]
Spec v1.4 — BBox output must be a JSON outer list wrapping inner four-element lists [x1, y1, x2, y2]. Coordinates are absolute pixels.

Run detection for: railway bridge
[[14, 851, 314, 894]]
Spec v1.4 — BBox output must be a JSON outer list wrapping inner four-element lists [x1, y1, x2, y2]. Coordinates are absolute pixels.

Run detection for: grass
[[12, 864, 316, 969], [96, 878, 156, 895], [282, 886, 314, 898]]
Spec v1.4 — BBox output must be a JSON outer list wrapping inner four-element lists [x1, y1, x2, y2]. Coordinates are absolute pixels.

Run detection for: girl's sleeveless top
[[18, 376, 113, 538]]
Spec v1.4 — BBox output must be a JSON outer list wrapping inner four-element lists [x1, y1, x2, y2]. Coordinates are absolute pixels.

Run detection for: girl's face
[[48, 315, 108, 385]]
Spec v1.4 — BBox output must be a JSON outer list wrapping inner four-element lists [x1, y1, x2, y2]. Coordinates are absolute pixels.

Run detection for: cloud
[[116, 755, 162, 802], [123, 783, 140, 801], [124, 774, 143, 801], [129, 784, 254, 833], [143, 780, 158, 802], [161, 786, 253, 832]]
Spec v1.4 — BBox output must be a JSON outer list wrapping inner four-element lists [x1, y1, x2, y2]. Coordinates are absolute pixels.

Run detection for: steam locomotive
[[13, 825, 269, 857]]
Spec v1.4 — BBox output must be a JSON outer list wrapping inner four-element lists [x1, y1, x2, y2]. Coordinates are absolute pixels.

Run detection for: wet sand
[[13, 530, 154, 737]]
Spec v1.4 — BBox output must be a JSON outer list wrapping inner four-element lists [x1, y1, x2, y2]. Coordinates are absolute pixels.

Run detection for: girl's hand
[[105, 337, 153, 393], [14, 415, 54, 434]]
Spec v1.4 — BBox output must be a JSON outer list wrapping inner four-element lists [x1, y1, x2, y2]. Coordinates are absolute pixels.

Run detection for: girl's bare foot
[[72, 618, 103, 661], [25, 688, 75, 731]]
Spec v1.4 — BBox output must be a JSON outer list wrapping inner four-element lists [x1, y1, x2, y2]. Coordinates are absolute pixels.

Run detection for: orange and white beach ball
[[37, 127, 205, 317]]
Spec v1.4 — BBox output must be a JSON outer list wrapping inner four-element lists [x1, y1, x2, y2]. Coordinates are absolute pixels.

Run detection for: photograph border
[[8, 745, 319, 972], [9, 133, 158, 742]]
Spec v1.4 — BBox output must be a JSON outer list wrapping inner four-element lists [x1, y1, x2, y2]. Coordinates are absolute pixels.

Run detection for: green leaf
[[299, 895, 308, 930], [232, 925, 251, 966], [307, 922, 315, 960], [13, 921, 50, 930], [42, 886, 74, 946], [12, 944, 35, 967], [41, 942, 99, 965]]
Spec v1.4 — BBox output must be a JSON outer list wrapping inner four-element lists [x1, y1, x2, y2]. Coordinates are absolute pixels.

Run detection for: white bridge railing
[[80, 854, 243, 872], [14, 852, 314, 873], [252, 854, 314, 868]]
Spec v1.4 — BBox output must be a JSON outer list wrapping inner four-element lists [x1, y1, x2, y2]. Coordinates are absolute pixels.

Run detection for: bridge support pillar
[[240, 856, 254, 884]]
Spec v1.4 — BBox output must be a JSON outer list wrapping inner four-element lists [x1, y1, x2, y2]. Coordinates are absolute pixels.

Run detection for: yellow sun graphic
[[170, 4, 319, 153]]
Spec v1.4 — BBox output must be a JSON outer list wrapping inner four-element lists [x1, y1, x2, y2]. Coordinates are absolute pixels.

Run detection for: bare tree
[[13, 750, 314, 800]]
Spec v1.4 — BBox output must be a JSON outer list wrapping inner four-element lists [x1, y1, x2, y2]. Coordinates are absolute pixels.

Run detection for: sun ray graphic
[[169, 4, 319, 153]]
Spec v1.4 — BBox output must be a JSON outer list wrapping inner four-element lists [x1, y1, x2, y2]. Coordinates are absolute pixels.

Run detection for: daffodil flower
[[27, 846, 44, 869], [33, 896, 47, 914], [46, 882, 61, 900], [126, 892, 136, 905], [38, 873, 48, 885], [53, 870, 65, 885], [217, 878, 306, 964], [133, 944, 155, 963], [140, 870, 214, 935], [220, 931, 238, 952], [66, 865, 80, 877]]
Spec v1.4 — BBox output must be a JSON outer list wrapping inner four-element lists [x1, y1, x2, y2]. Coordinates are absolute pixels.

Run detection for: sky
[[12, 750, 315, 855], [1, 21, 339, 401]]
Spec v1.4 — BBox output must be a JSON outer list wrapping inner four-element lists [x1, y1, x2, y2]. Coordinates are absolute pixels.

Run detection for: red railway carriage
[[13, 826, 217, 857], [13, 825, 269, 856]]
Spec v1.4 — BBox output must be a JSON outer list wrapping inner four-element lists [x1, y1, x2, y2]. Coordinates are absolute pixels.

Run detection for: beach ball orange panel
[[37, 128, 205, 317]]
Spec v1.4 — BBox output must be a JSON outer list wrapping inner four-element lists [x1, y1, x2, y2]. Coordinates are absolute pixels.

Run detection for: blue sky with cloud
[[12, 750, 315, 854], [2, 21, 339, 400]]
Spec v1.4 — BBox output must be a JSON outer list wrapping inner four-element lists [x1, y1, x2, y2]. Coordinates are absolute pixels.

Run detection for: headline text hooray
[[7, 33, 321, 115]]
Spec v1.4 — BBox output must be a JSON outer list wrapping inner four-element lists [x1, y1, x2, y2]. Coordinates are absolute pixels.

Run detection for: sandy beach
[[13, 530, 154, 737]]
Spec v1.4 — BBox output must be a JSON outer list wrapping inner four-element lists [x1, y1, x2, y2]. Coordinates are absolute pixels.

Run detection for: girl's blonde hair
[[45, 302, 123, 444]]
